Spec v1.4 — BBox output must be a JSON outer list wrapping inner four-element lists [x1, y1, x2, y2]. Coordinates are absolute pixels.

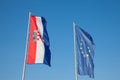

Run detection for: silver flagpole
[[22, 12, 31, 80], [73, 22, 78, 80]]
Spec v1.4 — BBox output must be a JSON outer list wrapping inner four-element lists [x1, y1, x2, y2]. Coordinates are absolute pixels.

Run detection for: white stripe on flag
[[36, 17, 44, 37], [35, 17, 45, 63]]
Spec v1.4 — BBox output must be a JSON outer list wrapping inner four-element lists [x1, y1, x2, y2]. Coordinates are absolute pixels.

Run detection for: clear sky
[[0, 0, 120, 80]]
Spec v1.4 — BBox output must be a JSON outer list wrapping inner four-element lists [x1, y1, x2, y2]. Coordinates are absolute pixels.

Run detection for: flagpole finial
[[73, 21, 76, 26]]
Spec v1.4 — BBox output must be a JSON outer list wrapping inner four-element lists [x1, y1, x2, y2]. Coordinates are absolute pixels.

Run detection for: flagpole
[[73, 22, 78, 80], [22, 12, 31, 80]]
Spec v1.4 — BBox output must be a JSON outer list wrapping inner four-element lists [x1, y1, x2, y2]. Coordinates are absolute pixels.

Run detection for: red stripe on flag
[[27, 16, 38, 64]]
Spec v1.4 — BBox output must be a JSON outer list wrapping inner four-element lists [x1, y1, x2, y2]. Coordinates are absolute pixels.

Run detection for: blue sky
[[0, 0, 120, 80]]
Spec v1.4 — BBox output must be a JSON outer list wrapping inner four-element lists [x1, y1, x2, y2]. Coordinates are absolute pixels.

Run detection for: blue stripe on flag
[[41, 17, 51, 67]]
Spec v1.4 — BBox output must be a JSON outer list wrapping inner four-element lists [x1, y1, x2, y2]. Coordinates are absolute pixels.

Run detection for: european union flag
[[75, 25, 95, 78]]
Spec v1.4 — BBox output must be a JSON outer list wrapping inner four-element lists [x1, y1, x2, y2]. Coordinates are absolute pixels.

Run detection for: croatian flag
[[27, 15, 51, 66]]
